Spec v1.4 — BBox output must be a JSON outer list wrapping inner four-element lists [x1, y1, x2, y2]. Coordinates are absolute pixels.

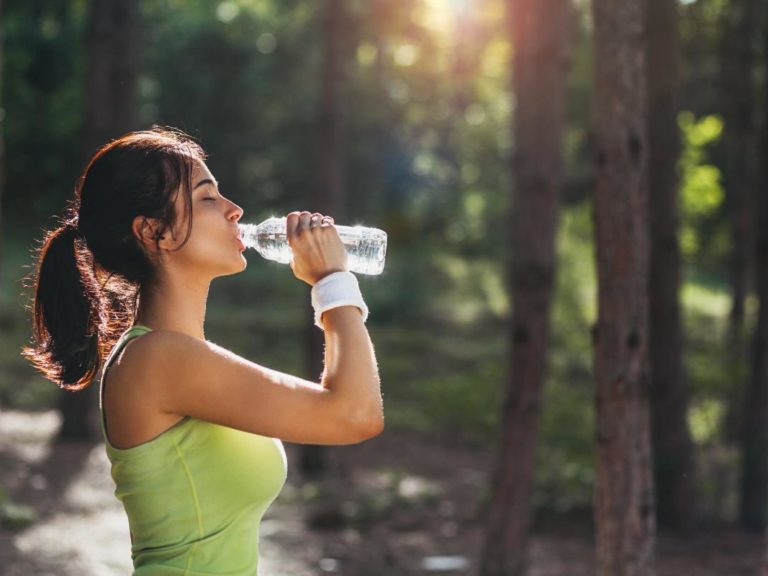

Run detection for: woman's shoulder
[[109, 329, 192, 379], [110, 328, 229, 383]]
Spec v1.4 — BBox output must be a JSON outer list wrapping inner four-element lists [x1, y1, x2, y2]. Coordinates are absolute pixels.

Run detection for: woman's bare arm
[[120, 327, 382, 445], [320, 306, 383, 430]]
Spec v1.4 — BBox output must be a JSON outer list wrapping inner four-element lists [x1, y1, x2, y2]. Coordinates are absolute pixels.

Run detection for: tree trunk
[[721, 0, 759, 445], [479, 1, 572, 575], [314, 0, 346, 219], [0, 0, 5, 291], [724, 0, 759, 343], [741, 5, 768, 532], [82, 0, 140, 160], [58, 0, 140, 442], [300, 0, 348, 478], [646, 0, 695, 531], [592, 0, 656, 574], [745, 164, 768, 532]]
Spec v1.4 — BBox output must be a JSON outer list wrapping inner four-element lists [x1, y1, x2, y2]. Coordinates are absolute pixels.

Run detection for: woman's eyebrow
[[193, 178, 218, 190]]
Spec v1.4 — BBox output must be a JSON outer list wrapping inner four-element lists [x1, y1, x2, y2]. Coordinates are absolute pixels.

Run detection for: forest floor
[[0, 409, 763, 576]]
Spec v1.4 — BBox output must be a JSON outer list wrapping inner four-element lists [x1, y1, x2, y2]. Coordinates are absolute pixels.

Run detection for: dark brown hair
[[22, 127, 206, 390]]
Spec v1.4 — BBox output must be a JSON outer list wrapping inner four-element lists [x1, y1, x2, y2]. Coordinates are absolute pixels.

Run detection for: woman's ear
[[132, 216, 167, 252]]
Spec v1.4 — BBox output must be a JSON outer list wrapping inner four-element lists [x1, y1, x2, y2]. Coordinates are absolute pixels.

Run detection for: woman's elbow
[[364, 414, 385, 439], [350, 409, 384, 442]]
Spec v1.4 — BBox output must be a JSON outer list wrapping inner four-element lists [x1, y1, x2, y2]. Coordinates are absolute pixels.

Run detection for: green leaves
[[678, 111, 725, 262]]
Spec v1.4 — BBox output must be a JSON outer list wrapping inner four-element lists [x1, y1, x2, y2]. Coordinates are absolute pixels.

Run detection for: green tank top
[[99, 325, 288, 575]]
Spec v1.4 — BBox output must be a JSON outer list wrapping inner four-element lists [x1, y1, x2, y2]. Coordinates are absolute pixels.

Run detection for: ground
[[0, 409, 763, 576]]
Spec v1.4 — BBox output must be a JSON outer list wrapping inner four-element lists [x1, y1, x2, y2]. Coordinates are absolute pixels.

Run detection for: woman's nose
[[228, 201, 244, 222]]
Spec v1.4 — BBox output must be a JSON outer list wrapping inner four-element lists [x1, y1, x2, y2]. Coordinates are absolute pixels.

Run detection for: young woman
[[23, 127, 384, 575]]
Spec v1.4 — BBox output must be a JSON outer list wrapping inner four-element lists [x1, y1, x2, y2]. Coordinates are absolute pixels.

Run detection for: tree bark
[[741, 4, 768, 533], [745, 168, 768, 532], [719, 0, 760, 450], [479, 1, 572, 575], [0, 0, 5, 291], [58, 0, 140, 442], [720, 0, 759, 447], [82, 0, 140, 161], [646, 0, 695, 531], [592, 0, 656, 574], [723, 0, 759, 345], [314, 0, 346, 220], [301, 0, 348, 478]]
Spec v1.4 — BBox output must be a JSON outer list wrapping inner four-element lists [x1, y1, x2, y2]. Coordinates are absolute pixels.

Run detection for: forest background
[[1, 0, 767, 574]]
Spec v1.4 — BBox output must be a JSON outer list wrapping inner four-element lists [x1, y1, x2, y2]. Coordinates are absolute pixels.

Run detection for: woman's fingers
[[288, 211, 324, 244], [298, 211, 313, 234], [286, 211, 302, 243], [286, 211, 344, 285], [293, 211, 333, 236]]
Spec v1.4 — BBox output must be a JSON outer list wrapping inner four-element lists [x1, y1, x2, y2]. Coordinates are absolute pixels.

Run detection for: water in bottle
[[238, 216, 387, 275]]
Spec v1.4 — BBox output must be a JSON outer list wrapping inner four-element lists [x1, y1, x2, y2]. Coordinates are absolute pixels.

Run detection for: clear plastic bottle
[[238, 216, 388, 275]]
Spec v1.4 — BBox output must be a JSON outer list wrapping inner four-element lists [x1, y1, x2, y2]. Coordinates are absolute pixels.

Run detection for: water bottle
[[238, 216, 388, 275]]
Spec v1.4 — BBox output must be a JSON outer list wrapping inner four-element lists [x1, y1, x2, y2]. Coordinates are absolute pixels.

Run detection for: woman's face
[[157, 160, 246, 280]]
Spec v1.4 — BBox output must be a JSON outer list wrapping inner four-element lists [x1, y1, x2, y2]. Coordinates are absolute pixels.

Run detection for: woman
[[23, 127, 384, 575]]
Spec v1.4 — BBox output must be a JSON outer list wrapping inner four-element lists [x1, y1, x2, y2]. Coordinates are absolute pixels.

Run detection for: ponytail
[[22, 222, 104, 390], [22, 127, 207, 390]]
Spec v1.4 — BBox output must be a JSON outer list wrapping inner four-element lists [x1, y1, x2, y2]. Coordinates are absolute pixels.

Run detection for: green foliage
[[689, 399, 724, 444], [3, 2, 87, 219], [678, 112, 726, 268], [0, 222, 60, 410], [534, 200, 596, 513], [141, 0, 320, 219]]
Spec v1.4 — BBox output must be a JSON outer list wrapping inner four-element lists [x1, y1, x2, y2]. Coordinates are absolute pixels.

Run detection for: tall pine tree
[[480, 0, 572, 574], [592, 0, 656, 572], [300, 0, 349, 480], [646, 0, 695, 531]]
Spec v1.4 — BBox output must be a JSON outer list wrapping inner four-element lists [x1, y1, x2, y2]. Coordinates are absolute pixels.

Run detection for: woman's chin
[[232, 254, 248, 274], [211, 254, 248, 279]]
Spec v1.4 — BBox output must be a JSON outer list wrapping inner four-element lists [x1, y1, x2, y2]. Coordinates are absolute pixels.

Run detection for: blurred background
[[0, 0, 767, 574]]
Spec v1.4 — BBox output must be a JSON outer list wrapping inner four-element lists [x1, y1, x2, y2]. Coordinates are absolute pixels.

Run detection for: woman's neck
[[134, 273, 211, 341]]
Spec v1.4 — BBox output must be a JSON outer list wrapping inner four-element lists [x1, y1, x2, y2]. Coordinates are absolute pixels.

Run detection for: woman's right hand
[[286, 211, 348, 286]]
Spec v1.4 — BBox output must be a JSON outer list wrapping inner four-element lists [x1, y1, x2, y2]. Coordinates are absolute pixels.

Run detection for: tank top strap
[[102, 325, 153, 379], [99, 325, 153, 430]]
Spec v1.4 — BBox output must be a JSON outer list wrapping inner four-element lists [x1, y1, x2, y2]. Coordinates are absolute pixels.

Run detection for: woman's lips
[[236, 236, 246, 251]]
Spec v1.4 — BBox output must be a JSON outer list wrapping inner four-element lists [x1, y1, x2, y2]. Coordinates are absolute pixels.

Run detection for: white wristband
[[311, 271, 369, 329]]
